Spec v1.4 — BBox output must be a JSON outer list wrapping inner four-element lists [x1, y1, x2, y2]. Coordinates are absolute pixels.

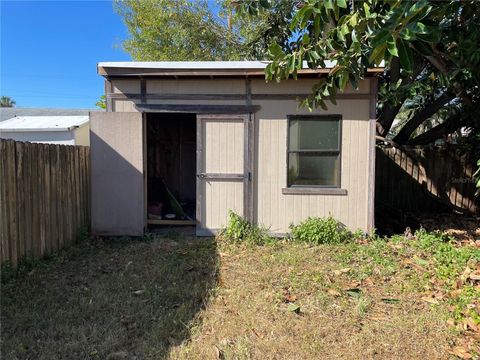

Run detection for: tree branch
[[377, 59, 426, 137], [426, 52, 473, 107], [393, 92, 455, 144], [407, 114, 467, 145]]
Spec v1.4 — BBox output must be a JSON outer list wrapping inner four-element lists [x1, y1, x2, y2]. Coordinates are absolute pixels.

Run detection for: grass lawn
[[1, 230, 479, 359]]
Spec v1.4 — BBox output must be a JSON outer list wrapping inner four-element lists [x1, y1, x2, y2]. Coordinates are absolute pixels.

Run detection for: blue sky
[[1, 0, 131, 109]]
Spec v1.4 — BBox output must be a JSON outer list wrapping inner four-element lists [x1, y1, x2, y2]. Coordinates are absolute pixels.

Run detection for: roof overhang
[[97, 61, 384, 78]]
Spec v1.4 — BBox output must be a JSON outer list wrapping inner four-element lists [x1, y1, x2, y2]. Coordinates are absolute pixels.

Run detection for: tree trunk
[[393, 92, 455, 144]]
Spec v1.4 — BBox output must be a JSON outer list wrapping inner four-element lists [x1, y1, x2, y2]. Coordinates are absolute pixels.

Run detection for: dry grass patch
[[1, 235, 219, 359], [169, 240, 472, 359], [2, 230, 478, 359]]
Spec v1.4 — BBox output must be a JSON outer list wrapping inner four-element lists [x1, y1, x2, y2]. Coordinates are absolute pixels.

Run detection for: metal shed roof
[[0, 107, 99, 122], [0, 116, 89, 132], [98, 61, 384, 77]]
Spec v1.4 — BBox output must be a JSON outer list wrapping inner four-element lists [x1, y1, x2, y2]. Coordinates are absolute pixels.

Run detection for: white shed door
[[196, 114, 253, 236], [90, 112, 145, 236]]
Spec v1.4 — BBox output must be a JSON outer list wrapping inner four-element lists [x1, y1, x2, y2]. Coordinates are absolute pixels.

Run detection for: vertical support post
[[105, 78, 113, 112], [140, 78, 147, 104], [244, 77, 255, 223], [367, 77, 378, 233], [195, 116, 203, 232], [244, 112, 255, 223], [143, 112, 148, 233]]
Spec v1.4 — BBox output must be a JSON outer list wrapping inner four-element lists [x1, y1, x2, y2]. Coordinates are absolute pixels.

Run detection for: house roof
[[97, 61, 384, 78], [0, 107, 99, 122], [0, 116, 89, 132]]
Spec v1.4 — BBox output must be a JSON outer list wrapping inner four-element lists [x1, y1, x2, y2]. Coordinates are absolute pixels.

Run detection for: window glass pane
[[288, 153, 340, 186], [289, 118, 339, 150]]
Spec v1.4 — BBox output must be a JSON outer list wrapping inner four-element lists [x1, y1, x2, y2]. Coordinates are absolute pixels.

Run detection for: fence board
[[0, 141, 8, 263], [0, 139, 90, 267], [7, 141, 18, 267], [23, 142, 32, 257], [376, 146, 478, 214]]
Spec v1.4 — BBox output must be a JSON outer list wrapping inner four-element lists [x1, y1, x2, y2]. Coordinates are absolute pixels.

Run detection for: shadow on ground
[[1, 234, 218, 359]]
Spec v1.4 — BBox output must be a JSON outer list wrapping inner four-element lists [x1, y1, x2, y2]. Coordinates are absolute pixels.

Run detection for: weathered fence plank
[[376, 146, 478, 214], [7, 141, 18, 267], [0, 139, 90, 268], [0, 140, 8, 263]]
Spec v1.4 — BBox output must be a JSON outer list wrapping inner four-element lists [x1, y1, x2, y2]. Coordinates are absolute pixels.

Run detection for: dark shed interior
[[146, 113, 196, 225]]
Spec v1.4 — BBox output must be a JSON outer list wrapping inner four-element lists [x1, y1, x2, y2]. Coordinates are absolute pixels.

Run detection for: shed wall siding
[[204, 181, 244, 229], [250, 78, 370, 95], [108, 77, 374, 233], [90, 112, 144, 236], [146, 99, 248, 106], [74, 123, 90, 146], [112, 79, 141, 94], [147, 79, 246, 94], [204, 119, 244, 174], [113, 99, 140, 112], [253, 99, 371, 232]]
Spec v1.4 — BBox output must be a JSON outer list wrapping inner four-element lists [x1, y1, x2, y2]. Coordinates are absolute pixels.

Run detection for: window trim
[[286, 114, 343, 190]]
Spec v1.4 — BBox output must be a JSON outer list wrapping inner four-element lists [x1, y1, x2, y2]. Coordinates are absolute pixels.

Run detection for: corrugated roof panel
[[0, 107, 99, 122], [0, 116, 89, 132]]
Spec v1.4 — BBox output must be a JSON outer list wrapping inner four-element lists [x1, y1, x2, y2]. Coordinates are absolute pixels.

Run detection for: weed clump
[[220, 211, 274, 246], [289, 216, 352, 244]]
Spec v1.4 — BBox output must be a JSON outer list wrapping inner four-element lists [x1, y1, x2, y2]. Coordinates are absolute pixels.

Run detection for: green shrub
[[289, 216, 351, 244], [220, 211, 274, 246]]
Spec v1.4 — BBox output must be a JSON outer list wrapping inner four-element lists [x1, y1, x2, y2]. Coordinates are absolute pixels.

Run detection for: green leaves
[[289, 216, 352, 244], [407, 22, 428, 35], [397, 38, 413, 72], [372, 29, 392, 48], [291, 3, 314, 30], [336, 0, 347, 9], [114, 0, 241, 61], [287, 303, 300, 313], [411, 40, 433, 56], [369, 43, 387, 65], [268, 43, 284, 59], [232, 0, 480, 149], [387, 37, 399, 57]]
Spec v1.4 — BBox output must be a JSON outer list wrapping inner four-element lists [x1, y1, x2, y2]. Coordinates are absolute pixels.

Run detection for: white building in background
[[0, 115, 90, 146]]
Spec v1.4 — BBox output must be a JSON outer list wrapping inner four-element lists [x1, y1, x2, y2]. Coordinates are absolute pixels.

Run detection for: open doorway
[[146, 112, 196, 227]]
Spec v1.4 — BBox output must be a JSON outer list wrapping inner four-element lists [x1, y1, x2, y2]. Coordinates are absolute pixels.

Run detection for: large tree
[[114, 0, 241, 61], [237, 0, 480, 146], [114, 0, 297, 61], [115, 0, 479, 148], [0, 96, 16, 108]]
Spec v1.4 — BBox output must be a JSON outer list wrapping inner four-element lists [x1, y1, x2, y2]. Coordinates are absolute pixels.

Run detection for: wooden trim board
[[147, 219, 196, 225], [135, 104, 260, 114], [282, 187, 348, 195], [107, 92, 371, 101]]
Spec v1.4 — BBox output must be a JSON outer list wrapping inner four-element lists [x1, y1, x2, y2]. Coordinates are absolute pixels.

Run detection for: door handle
[[196, 173, 206, 178]]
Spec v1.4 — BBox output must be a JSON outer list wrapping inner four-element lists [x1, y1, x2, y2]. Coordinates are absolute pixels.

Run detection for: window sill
[[281, 187, 348, 195]]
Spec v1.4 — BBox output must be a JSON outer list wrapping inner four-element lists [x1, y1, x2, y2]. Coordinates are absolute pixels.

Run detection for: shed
[[0, 115, 90, 145], [91, 61, 381, 236]]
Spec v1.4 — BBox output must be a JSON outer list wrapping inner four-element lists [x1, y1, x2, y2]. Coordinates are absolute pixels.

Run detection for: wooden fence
[[376, 146, 478, 215], [0, 139, 90, 267]]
